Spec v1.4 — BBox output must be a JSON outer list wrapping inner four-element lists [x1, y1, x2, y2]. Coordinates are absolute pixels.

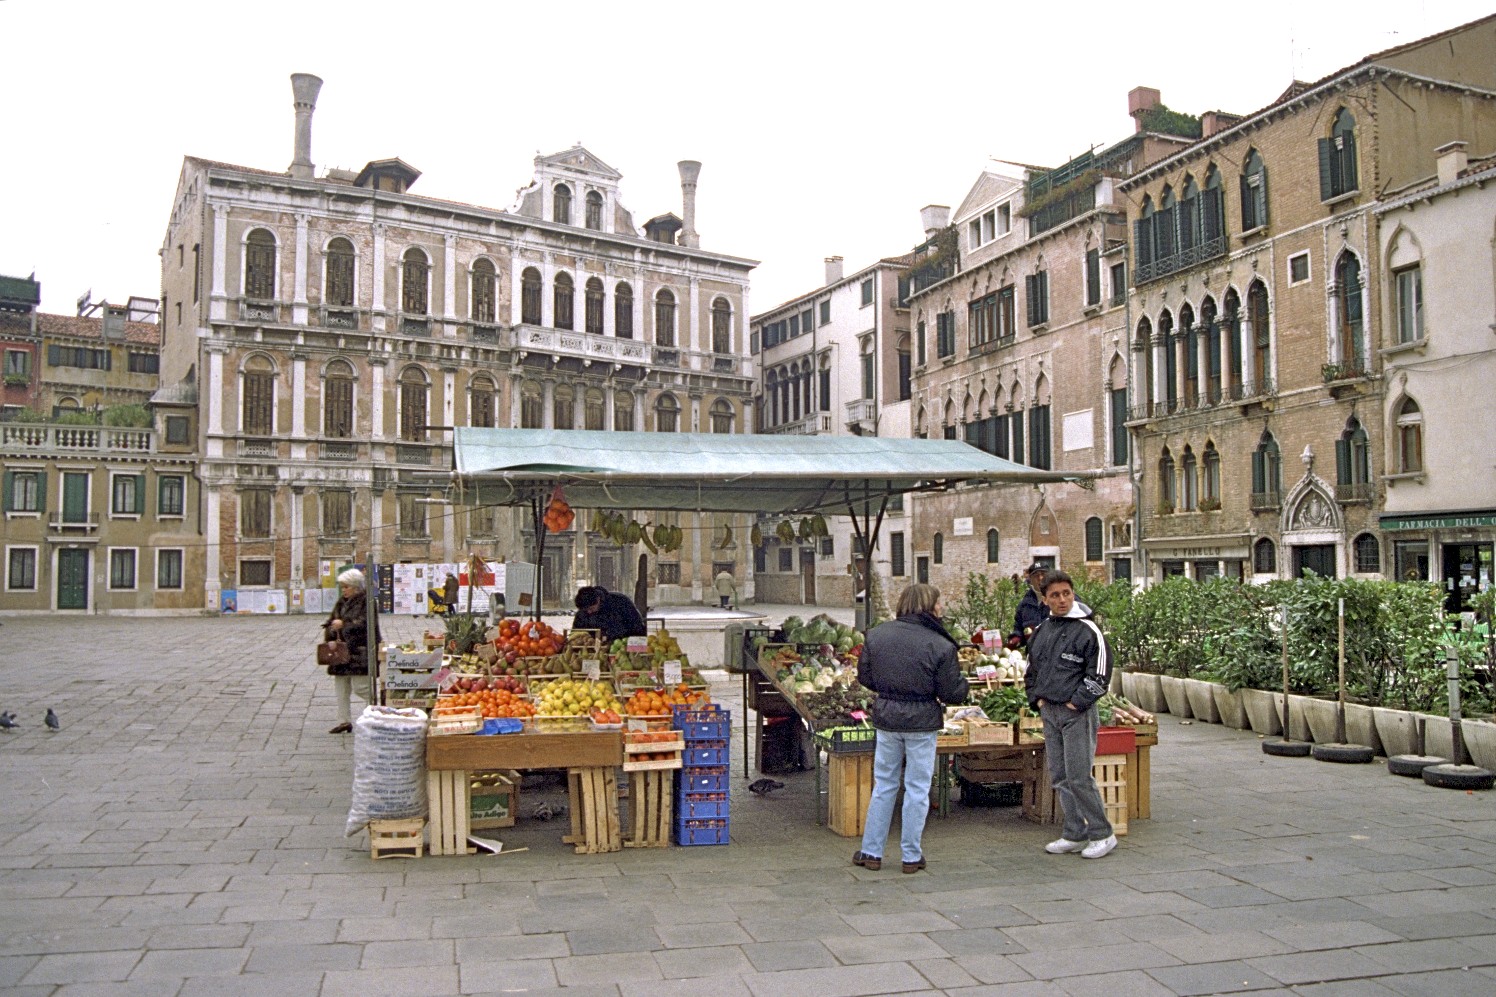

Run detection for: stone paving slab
[[3, 612, 1496, 996]]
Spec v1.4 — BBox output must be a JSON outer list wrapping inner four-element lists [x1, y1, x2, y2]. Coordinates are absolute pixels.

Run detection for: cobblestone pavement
[[1, 611, 1494, 996]]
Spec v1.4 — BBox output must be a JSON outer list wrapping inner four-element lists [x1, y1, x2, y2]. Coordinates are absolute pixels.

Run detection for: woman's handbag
[[317, 640, 351, 667]]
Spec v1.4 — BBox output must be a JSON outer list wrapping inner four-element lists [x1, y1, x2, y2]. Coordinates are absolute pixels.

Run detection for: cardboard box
[[469, 770, 520, 829]]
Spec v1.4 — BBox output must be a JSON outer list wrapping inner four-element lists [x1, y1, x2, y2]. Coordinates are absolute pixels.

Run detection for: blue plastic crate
[[677, 767, 729, 795], [672, 706, 730, 741], [683, 741, 728, 767], [674, 818, 730, 846], [676, 792, 730, 820]]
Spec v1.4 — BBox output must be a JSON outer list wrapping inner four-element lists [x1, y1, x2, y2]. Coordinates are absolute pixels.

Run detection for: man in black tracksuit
[[1025, 569, 1117, 859]]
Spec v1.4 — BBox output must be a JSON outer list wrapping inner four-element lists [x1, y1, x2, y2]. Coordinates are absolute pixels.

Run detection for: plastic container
[[678, 767, 729, 794], [677, 792, 730, 820], [674, 818, 730, 846]]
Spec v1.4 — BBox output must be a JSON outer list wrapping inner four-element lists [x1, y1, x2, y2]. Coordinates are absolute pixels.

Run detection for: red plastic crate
[[1096, 726, 1137, 755]]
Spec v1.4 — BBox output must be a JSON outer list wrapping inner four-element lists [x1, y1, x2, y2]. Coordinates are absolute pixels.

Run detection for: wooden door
[[800, 548, 816, 604], [58, 548, 89, 609]]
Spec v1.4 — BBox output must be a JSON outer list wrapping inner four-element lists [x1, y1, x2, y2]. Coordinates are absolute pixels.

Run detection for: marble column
[[293, 213, 310, 325], [210, 204, 228, 321]]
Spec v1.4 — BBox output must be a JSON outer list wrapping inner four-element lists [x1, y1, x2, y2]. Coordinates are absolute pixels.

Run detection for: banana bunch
[[715, 524, 735, 550], [589, 510, 683, 553], [751, 524, 764, 548], [771, 515, 829, 543]]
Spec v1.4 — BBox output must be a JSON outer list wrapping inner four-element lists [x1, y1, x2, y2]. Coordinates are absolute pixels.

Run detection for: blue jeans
[[859, 728, 938, 863]]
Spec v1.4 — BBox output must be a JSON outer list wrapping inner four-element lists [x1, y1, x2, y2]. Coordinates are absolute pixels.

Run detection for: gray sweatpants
[[1039, 701, 1113, 842]]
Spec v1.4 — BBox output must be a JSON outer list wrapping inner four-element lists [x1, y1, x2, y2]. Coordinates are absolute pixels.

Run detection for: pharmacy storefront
[[1379, 511, 1496, 613]]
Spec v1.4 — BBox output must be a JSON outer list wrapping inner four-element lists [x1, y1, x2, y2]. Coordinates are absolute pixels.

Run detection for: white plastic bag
[[345, 705, 428, 837]]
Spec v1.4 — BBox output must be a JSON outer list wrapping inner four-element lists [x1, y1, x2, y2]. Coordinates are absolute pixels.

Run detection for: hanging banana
[[776, 520, 796, 543], [590, 510, 605, 533], [717, 524, 734, 550], [798, 517, 814, 541], [625, 521, 642, 545], [811, 514, 829, 538], [641, 531, 658, 554], [750, 524, 764, 548], [669, 525, 684, 552], [653, 523, 668, 548]]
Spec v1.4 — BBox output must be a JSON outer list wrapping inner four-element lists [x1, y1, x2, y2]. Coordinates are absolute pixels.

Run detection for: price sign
[[849, 710, 868, 721], [982, 631, 1002, 651], [627, 717, 649, 732], [975, 663, 998, 679], [662, 659, 682, 685], [583, 659, 601, 682], [626, 636, 648, 654]]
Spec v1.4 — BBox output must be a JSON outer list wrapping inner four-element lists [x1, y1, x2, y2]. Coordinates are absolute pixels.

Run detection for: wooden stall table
[[426, 730, 623, 855]]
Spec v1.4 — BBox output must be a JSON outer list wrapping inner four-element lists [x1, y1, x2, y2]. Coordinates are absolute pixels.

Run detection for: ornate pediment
[[534, 145, 622, 181]]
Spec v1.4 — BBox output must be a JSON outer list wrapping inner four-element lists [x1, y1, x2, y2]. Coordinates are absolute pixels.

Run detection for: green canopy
[[445, 428, 1071, 515]]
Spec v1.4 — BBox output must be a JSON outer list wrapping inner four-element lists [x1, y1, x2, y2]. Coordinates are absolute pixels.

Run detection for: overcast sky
[[1, 0, 1487, 319]]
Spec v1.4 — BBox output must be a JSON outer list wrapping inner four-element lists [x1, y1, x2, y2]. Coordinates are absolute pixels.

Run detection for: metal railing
[[238, 438, 276, 458], [1250, 491, 1281, 511], [1335, 482, 1374, 504], [1135, 234, 1228, 285], [321, 440, 358, 461]]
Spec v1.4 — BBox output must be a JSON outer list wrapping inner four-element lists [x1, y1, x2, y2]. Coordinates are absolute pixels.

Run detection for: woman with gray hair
[[852, 583, 969, 874], [324, 567, 379, 734]]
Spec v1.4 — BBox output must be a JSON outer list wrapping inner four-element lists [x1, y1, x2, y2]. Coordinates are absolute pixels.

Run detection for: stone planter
[[1461, 718, 1496, 769], [1422, 715, 1453, 759], [1122, 672, 1166, 715], [1342, 703, 1383, 755], [1158, 675, 1192, 718], [1241, 688, 1283, 736], [1300, 696, 1342, 743], [1284, 694, 1317, 742], [1211, 684, 1249, 729], [1184, 679, 1222, 724], [1371, 707, 1419, 757]]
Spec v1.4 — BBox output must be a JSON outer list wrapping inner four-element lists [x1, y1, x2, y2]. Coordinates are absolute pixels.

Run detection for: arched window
[[398, 366, 428, 442], [1085, 517, 1103, 561], [323, 359, 354, 438], [553, 272, 574, 331], [790, 362, 803, 421], [1354, 533, 1380, 574], [987, 527, 1000, 563], [1158, 447, 1176, 512], [1202, 442, 1220, 507], [470, 258, 496, 324], [553, 384, 574, 430], [614, 282, 634, 339], [553, 183, 572, 225], [520, 382, 543, 429], [1223, 288, 1243, 390], [1180, 445, 1198, 511], [654, 289, 676, 347], [1240, 149, 1268, 230], [469, 375, 495, 428], [401, 248, 429, 315], [521, 267, 542, 325], [1203, 166, 1224, 243], [584, 388, 604, 430], [1136, 195, 1155, 270], [1159, 310, 1177, 411], [933, 532, 944, 565], [614, 389, 635, 431], [585, 190, 603, 230], [245, 228, 277, 300], [1334, 253, 1365, 372], [709, 398, 734, 434], [1336, 417, 1371, 497], [242, 354, 275, 436], [1157, 187, 1177, 260], [1252, 432, 1281, 506], [1321, 108, 1358, 200], [1179, 176, 1200, 252], [1254, 538, 1277, 574], [765, 370, 779, 426], [584, 277, 604, 335], [712, 297, 732, 354], [1201, 296, 1221, 402], [325, 237, 355, 309], [1247, 280, 1270, 392], [1136, 317, 1154, 409], [1396, 398, 1423, 473], [654, 392, 680, 432], [1180, 302, 1198, 403]]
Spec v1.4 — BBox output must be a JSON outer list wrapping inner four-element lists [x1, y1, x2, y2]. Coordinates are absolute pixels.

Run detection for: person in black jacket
[[325, 568, 381, 735], [853, 583, 969, 874], [1025, 570, 1117, 859], [1009, 562, 1050, 648], [572, 585, 647, 645]]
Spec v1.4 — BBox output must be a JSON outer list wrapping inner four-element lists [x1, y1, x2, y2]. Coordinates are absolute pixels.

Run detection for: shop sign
[[1145, 545, 1249, 561], [1380, 512, 1496, 532]]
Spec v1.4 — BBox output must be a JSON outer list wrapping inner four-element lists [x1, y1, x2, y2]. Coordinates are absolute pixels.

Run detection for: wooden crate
[[965, 719, 1014, 745], [622, 735, 684, 772], [369, 817, 426, 860], [956, 750, 1027, 784], [826, 751, 874, 837], [936, 728, 969, 749], [1023, 753, 1129, 836], [624, 769, 674, 848], [564, 766, 622, 854], [1015, 712, 1045, 745], [427, 769, 476, 855]]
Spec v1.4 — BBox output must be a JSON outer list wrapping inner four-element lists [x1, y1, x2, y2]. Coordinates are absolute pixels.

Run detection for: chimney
[[1201, 110, 1244, 138], [677, 160, 701, 248], [825, 256, 844, 285], [919, 204, 951, 238], [1128, 86, 1162, 132], [1436, 140, 1468, 186], [289, 73, 323, 180]]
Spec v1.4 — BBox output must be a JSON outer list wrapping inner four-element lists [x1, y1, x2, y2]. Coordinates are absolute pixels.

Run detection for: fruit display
[[447, 674, 527, 696], [531, 678, 622, 717], [490, 619, 567, 668], [442, 613, 488, 654], [797, 682, 876, 727], [624, 685, 710, 717], [443, 687, 536, 719], [607, 628, 684, 663], [543, 486, 575, 533], [589, 707, 622, 726]]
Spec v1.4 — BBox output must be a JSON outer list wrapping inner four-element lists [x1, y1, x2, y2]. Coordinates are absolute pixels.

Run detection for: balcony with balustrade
[[1, 423, 157, 455], [505, 325, 752, 379]]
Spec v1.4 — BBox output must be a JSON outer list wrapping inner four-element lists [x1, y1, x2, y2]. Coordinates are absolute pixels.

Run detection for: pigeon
[[0, 713, 17, 730], [748, 778, 785, 797], [45, 709, 60, 731]]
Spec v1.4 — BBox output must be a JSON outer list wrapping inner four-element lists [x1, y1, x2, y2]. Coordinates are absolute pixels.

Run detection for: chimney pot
[[825, 256, 844, 285], [919, 204, 951, 238], [677, 160, 701, 248], [289, 73, 323, 180], [1128, 86, 1162, 132], [1436, 140, 1468, 186]]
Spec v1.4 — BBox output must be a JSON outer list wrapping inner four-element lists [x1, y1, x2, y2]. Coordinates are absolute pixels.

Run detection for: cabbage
[[794, 681, 817, 694], [813, 672, 835, 690]]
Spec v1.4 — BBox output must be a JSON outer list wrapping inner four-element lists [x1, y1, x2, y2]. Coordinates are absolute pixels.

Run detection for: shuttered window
[[242, 371, 274, 436], [1085, 517, 1103, 561], [245, 229, 276, 299], [326, 238, 355, 308], [1318, 109, 1359, 200], [1025, 272, 1049, 327]]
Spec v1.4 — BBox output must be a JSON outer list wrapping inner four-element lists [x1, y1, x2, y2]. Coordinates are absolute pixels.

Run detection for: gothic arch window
[[654, 392, 680, 433], [1136, 316, 1154, 409], [1180, 445, 1198, 511], [1135, 196, 1156, 269], [1247, 280, 1270, 391], [614, 281, 634, 338], [654, 289, 676, 347], [1337, 416, 1371, 497], [1240, 149, 1268, 230], [614, 389, 635, 431], [1202, 442, 1220, 507], [765, 369, 779, 426], [241, 353, 276, 436], [1334, 252, 1365, 371], [584, 190, 603, 230], [709, 398, 734, 434], [521, 267, 542, 325], [1254, 538, 1277, 574], [1159, 309, 1177, 411], [1396, 398, 1423, 473], [987, 527, 1000, 563], [1320, 107, 1359, 199], [1085, 517, 1103, 561], [470, 258, 497, 324], [553, 183, 572, 225], [1201, 296, 1220, 402], [1158, 447, 1176, 512], [1354, 533, 1380, 574], [1179, 176, 1200, 252], [323, 358, 355, 438], [553, 272, 574, 331], [584, 277, 604, 335], [401, 248, 429, 315], [1157, 187, 1177, 260], [1203, 165, 1224, 243], [244, 228, 277, 300], [1252, 431, 1281, 505], [520, 381, 543, 429], [324, 237, 355, 309], [468, 374, 495, 428], [1223, 288, 1243, 389], [712, 297, 732, 354], [1180, 302, 1198, 402], [933, 532, 944, 565], [398, 365, 429, 442]]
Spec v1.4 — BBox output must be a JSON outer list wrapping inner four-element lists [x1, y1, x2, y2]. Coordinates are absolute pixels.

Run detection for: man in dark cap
[[1008, 562, 1050, 649], [572, 585, 647, 644]]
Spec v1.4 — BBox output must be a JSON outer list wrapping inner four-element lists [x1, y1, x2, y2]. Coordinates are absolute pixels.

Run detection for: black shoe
[[329, 722, 352, 734], [852, 851, 881, 871], [902, 857, 926, 874]]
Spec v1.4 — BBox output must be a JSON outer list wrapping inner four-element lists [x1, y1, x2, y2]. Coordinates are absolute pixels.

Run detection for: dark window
[[401, 248, 429, 315], [109, 549, 136, 589], [1085, 249, 1101, 306], [709, 399, 733, 434], [584, 277, 605, 336], [655, 290, 676, 347], [1254, 538, 1276, 574], [326, 237, 355, 309], [1240, 150, 1268, 230], [1180, 446, 1197, 511], [1335, 254, 1365, 370], [158, 475, 185, 517], [1353, 533, 1380, 574], [1085, 517, 1103, 561], [553, 184, 572, 225], [861, 278, 874, 306], [932, 532, 943, 565], [245, 229, 276, 299], [778, 547, 793, 572], [986, 528, 1000, 563], [1025, 271, 1049, 327], [1397, 398, 1423, 473], [1318, 108, 1358, 200], [243, 367, 274, 436], [1202, 443, 1221, 505], [8, 548, 36, 589], [819, 367, 831, 411], [471, 258, 497, 323], [655, 393, 679, 433], [325, 366, 353, 437], [613, 391, 634, 431], [470, 379, 495, 428], [860, 349, 874, 400], [936, 310, 956, 358], [890, 531, 906, 576], [916, 320, 926, 366], [553, 272, 574, 330], [521, 268, 542, 325], [897, 350, 911, 401], [192, 243, 201, 303], [1030, 404, 1051, 470], [4, 470, 43, 512], [1109, 261, 1126, 306], [820, 536, 834, 557], [1110, 387, 1128, 465], [128, 353, 159, 374], [658, 562, 681, 584], [111, 474, 143, 515], [323, 490, 352, 535], [585, 190, 602, 230], [1336, 417, 1371, 488], [969, 293, 998, 348], [399, 368, 427, 442], [819, 300, 830, 324], [240, 559, 272, 586], [1111, 557, 1132, 582], [48, 345, 110, 370], [712, 298, 731, 353], [1394, 265, 1423, 344], [1252, 432, 1281, 505], [615, 282, 633, 338], [398, 493, 428, 538], [553, 386, 574, 431], [1011, 409, 1024, 465], [1158, 448, 1176, 512], [165, 415, 189, 445], [157, 550, 183, 590], [241, 490, 272, 538]]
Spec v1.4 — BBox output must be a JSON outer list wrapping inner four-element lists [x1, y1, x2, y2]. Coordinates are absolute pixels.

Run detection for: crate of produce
[[964, 718, 1014, 745], [814, 725, 877, 754], [676, 792, 730, 820], [678, 766, 729, 795], [429, 704, 483, 736], [623, 731, 684, 772], [674, 818, 730, 846], [683, 740, 728, 767], [1016, 711, 1045, 745], [671, 706, 730, 741], [936, 726, 969, 749], [386, 647, 444, 671], [469, 770, 520, 829]]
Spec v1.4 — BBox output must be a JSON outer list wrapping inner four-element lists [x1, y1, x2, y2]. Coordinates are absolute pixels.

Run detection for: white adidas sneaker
[[1044, 837, 1086, 854], [1081, 835, 1117, 859]]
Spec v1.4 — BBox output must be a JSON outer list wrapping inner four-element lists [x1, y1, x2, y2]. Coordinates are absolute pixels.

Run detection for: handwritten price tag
[[583, 659, 601, 681], [975, 664, 998, 679], [850, 710, 868, 721], [626, 636, 648, 654], [662, 659, 682, 685]]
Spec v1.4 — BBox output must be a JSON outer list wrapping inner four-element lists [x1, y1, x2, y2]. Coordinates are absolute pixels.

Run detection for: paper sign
[[626, 637, 648, 654], [583, 659, 601, 681], [850, 710, 868, 721], [662, 659, 682, 685], [627, 718, 649, 732], [982, 631, 1003, 651], [975, 664, 998, 679]]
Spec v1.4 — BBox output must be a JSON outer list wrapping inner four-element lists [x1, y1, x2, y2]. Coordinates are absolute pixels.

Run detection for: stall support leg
[[742, 668, 751, 780]]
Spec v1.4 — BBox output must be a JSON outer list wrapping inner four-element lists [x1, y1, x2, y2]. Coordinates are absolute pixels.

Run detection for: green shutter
[[1252, 449, 1265, 493], [37, 470, 47, 511], [1239, 179, 1253, 229], [1, 471, 11, 512], [1335, 438, 1351, 486], [1134, 219, 1151, 266], [47, 344, 59, 366], [1317, 138, 1334, 200], [134, 474, 147, 514]]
